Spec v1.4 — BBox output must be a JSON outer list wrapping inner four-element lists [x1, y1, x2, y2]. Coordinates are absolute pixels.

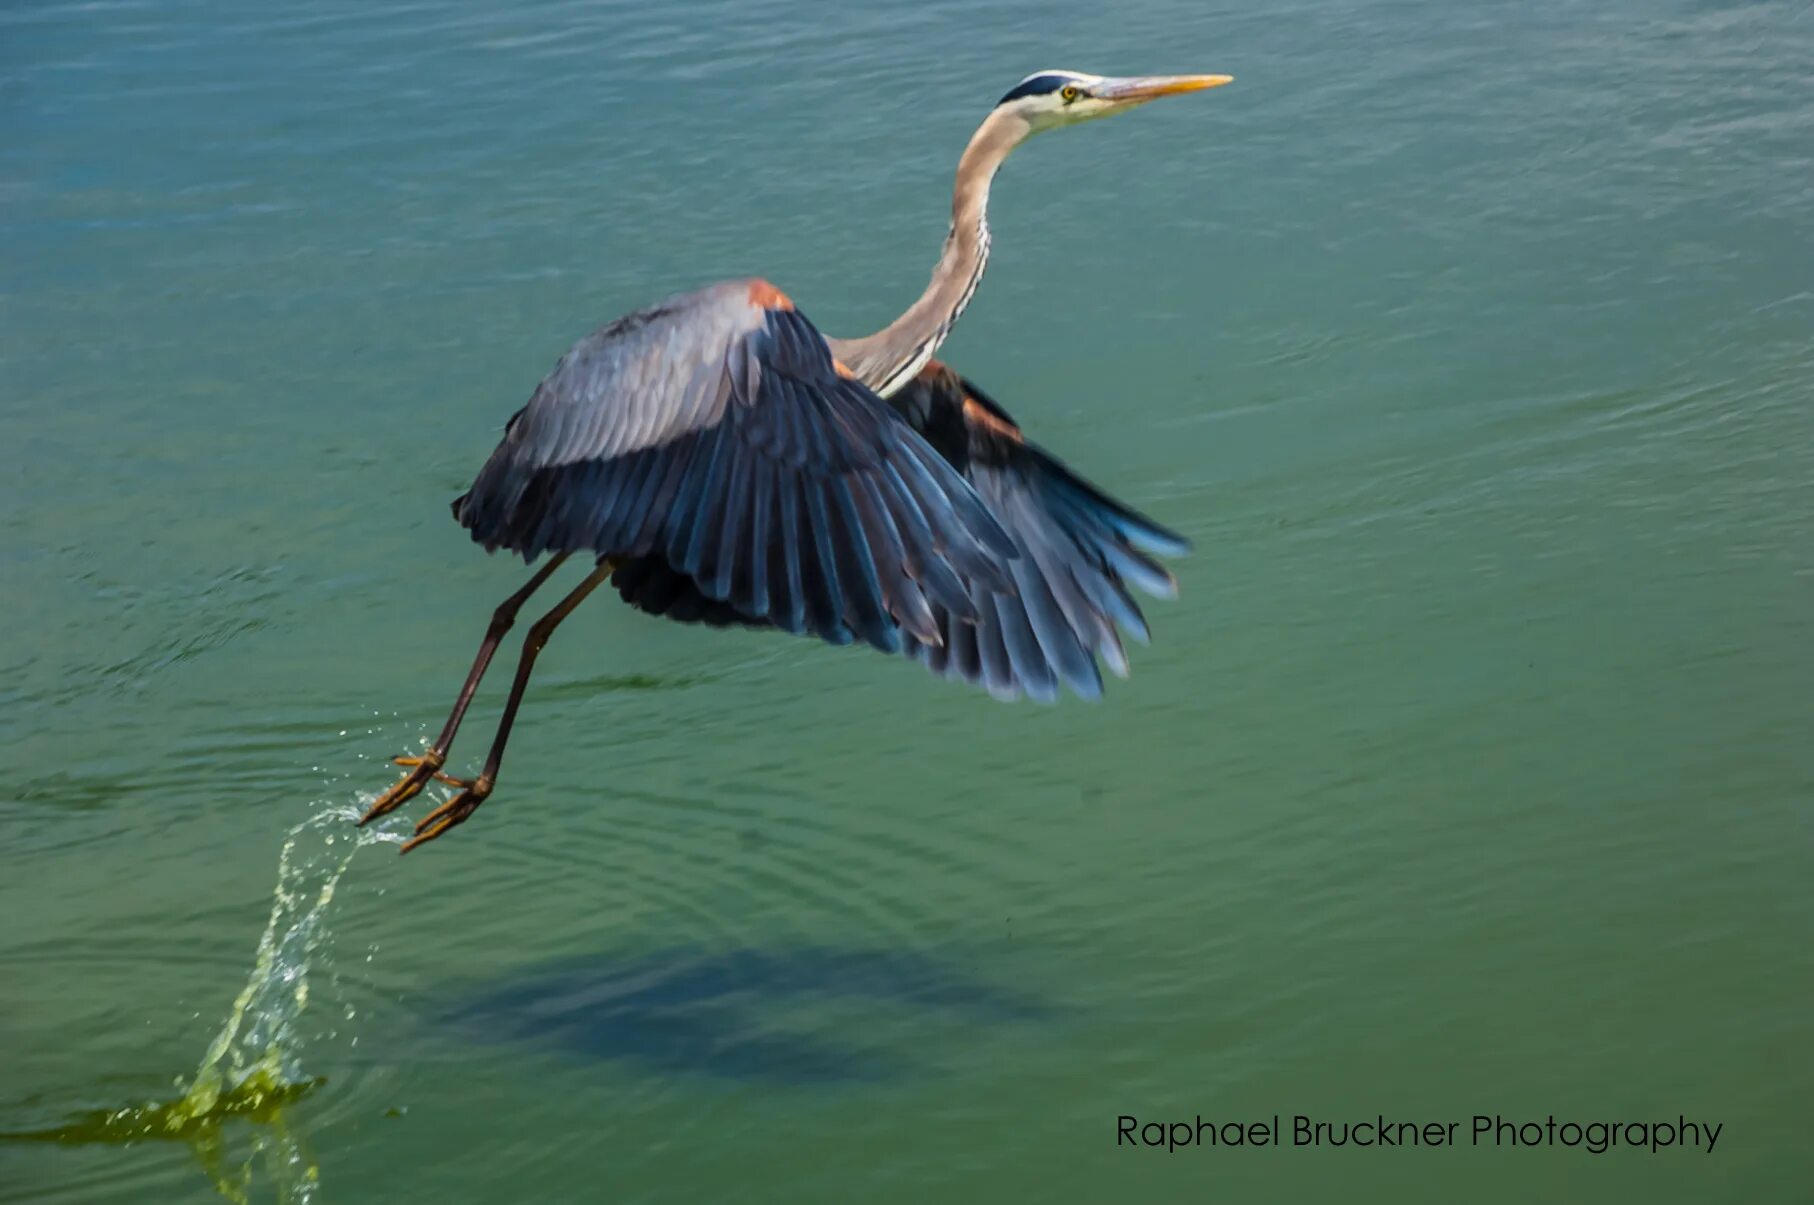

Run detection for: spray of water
[[5, 802, 402, 1203]]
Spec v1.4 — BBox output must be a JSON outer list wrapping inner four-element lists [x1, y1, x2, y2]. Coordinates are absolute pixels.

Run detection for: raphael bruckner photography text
[[1117, 1114, 1723, 1155]]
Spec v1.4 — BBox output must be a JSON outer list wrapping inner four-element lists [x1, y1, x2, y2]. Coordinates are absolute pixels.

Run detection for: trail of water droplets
[[6, 802, 404, 1203], [196, 807, 399, 1084], [171, 803, 404, 1202]]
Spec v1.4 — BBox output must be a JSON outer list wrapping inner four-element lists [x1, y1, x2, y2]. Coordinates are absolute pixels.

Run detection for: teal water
[[4, 0, 1811, 1200]]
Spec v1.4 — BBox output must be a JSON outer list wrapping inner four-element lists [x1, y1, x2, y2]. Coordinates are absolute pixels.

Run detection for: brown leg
[[400, 558, 618, 854], [358, 554, 571, 827]]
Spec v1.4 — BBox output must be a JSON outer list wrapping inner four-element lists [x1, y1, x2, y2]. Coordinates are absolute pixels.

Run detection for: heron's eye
[[1060, 86, 1082, 104]]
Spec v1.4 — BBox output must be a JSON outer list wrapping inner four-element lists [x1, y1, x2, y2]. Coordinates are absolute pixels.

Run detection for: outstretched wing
[[888, 362, 1190, 702], [453, 280, 1017, 654]]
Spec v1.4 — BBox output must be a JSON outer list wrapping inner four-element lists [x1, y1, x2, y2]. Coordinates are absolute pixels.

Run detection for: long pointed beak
[[1095, 74, 1234, 104]]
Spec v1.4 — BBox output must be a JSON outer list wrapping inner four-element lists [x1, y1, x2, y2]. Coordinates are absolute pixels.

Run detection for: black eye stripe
[[996, 74, 1078, 106]]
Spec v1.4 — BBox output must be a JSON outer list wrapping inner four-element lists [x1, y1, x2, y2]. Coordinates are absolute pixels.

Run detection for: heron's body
[[451, 279, 1019, 656], [360, 69, 1232, 851]]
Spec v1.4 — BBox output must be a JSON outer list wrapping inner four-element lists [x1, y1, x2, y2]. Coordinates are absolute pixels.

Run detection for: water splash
[[4, 803, 402, 1203]]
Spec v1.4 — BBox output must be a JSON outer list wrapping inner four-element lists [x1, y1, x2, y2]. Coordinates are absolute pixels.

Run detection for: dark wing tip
[[897, 374, 1193, 704]]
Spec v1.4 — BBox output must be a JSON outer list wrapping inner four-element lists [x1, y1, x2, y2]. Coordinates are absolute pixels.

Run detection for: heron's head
[[993, 69, 1233, 135]]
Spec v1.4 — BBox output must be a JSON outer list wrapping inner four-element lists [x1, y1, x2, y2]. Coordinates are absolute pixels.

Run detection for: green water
[[4, 0, 1810, 1200]]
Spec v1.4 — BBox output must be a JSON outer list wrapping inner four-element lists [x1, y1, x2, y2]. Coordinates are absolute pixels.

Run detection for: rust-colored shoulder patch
[[963, 396, 1023, 443], [746, 278, 794, 311], [832, 359, 857, 379], [917, 359, 961, 391]]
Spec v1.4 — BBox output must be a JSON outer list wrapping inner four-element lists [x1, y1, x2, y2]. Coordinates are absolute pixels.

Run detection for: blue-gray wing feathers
[[893, 366, 1189, 702], [454, 282, 1017, 654], [576, 353, 1190, 701]]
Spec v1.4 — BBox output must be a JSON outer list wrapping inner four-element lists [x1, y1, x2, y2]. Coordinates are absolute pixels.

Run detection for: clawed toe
[[394, 755, 472, 789], [362, 744, 496, 851], [398, 778, 493, 855], [359, 751, 450, 826]]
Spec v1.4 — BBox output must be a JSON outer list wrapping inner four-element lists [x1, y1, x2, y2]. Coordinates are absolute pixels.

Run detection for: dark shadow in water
[[439, 945, 1051, 1085], [537, 670, 711, 699]]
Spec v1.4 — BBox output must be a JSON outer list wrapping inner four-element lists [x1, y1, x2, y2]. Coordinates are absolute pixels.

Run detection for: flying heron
[[359, 69, 1233, 853]]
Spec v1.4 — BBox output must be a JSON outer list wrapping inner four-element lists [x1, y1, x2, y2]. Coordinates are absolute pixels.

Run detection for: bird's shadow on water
[[435, 944, 1053, 1086]]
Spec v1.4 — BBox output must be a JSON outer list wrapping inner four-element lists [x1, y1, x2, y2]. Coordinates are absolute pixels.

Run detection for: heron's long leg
[[358, 553, 570, 826], [400, 557, 618, 854]]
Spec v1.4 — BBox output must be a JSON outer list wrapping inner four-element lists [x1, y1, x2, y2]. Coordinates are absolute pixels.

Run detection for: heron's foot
[[393, 754, 476, 789], [358, 751, 463, 826], [399, 776, 494, 855]]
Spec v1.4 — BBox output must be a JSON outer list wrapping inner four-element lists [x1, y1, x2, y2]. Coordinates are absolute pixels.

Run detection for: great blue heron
[[360, 69, 1233, 853]]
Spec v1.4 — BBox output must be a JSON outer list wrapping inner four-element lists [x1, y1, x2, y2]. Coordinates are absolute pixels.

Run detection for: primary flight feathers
[[554, 332, 1192, 703]]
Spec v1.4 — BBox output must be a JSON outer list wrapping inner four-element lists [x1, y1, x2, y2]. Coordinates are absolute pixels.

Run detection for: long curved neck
[[829, 109, 1028, 397]]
